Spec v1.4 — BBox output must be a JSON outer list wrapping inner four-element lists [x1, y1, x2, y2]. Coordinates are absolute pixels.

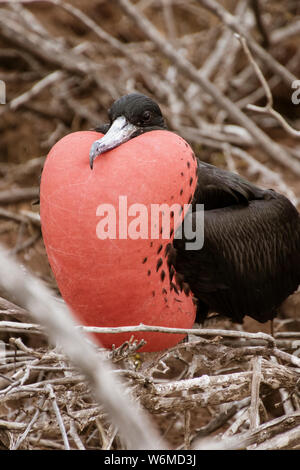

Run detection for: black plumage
[[174, 161, 300, 323], [91, 93, 300, 325]]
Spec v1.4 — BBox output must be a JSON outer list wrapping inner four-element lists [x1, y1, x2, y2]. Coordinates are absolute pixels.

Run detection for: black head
[[108, 93, 166, 131], [90, 93, 167, 169]]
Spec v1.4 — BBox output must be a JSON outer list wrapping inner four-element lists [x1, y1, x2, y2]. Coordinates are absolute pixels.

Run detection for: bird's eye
[[142, 111, 151, 122]]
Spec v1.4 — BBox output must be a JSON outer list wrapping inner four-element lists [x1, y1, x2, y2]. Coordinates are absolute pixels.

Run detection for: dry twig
[[237, 35, 300, 138]]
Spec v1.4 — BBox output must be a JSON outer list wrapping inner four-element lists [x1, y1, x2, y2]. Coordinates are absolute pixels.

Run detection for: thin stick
[[250, 0, 269, 48], [0, 208, 28, 224], [46, 384, 70, 450], [161, 0, 177, 42], [0, 420, 27, 430], [271, 348, 300, 369], [104, 425, 118, 450], [12, 396, 46, 450], [20, 210, 41, 226], [10, 71, 64, 111], [9, 232, 40, 255], [80, 324, 275, 347], [271, 20, 300, 44], [250, 426, 300, 450], [236, 35, 273, 107], [191, 397, 250, 443], [0, 320, 275, 346], [0, 321, 45, 335], [237, 34, 300, 138], [0, 187, 40, 204], [249, 356, 262, 429], [184, 410, 191, 449], [222, 407, 249, 437], [0, 296, 30, 319], [69, 420, 85, 450], [27, 437, 64, 450]]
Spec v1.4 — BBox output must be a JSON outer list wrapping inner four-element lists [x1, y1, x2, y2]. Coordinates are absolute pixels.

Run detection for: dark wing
[[192, 161, 268, 209], [172, 161, 300, 323]]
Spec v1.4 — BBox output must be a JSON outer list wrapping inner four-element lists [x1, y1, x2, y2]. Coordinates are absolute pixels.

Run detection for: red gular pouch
[[40, 130, 198, 351]]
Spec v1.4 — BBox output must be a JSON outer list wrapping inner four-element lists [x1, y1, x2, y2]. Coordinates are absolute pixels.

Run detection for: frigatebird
[[89, 93, 300, 325]]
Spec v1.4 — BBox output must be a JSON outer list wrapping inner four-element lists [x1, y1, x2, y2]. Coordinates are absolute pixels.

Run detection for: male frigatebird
[[89, 93, 300, 325]]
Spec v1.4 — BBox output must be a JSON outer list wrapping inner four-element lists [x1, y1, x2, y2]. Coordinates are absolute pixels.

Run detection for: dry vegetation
[[0, 0, 300, 451]]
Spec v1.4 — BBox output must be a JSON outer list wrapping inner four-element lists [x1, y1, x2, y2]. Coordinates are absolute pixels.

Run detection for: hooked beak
[[89, 116, 139, 169]]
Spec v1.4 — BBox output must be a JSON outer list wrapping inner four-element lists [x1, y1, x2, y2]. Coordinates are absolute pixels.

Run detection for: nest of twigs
[[1, 296, 300, 450]]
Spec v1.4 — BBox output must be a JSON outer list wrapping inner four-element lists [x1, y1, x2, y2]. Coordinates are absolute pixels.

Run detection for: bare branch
[[237, 34, 300, 138], [46, 384, 70, 450], [196, 0, 298, 86], [0, 187, 39, 205], [271, 20, 300, 45], [10, 71, 64, 111], [249, 356, 262, 429], [69, 420, 85, 450], [12, 396, 46, 450], [81, 323, 275, 346]]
